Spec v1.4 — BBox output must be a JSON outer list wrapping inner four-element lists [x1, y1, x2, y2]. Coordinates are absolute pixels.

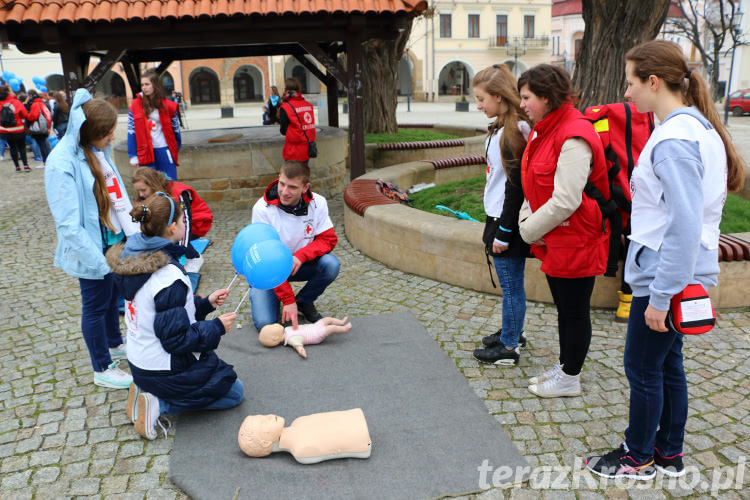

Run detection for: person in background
[[279, 78, 315, 165], [0, 85, 31, 172], [266, 86, 281, 125], [25, 89, 53, 165], [52, 91, 70, 138], [128, 69, 181, 180]]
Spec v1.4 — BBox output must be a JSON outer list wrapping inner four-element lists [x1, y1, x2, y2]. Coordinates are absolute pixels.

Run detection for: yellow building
[[405, 1, 553, 101]]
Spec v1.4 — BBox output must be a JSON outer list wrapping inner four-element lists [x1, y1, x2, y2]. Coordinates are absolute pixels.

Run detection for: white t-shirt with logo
[[94, 151, 140, 236], [148, 109, 167, 149], [483, 121, 531, 218], [251, 192, 333, 254]]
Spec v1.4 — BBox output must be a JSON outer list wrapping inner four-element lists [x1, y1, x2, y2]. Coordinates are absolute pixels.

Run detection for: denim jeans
[[249, 253, 340, 330], [624, 296, 687, 463], [142, 146, 178, 181], [31, 135, 52, 162], [159, 379, 245, 415], [79, 273, 123, 372], [494, 256, 526, 349]]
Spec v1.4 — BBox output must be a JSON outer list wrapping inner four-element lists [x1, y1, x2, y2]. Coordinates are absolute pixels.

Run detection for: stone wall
[[113, 126, 348, 209]]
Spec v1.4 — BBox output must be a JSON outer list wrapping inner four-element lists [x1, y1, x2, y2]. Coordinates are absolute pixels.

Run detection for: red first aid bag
[[666, 284, 716, 335]]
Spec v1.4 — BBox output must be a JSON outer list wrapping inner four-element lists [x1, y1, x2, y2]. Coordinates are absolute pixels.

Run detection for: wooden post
[[326, 46, 339, 128], [121, 58, 142, 98], [81, 50, 127, 92], [60, 49, 89, 102], [346, 35, 365, 180]]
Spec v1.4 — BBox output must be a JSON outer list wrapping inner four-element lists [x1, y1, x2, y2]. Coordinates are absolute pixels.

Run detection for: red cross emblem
[[305, 224, 313, 235], [107, 177, 122, 198], [147, 119, 156, 131], [486, 165, 491, 174]]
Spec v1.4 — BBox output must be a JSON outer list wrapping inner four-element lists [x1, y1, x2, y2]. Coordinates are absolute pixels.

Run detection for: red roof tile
[[0, 0, 427, 24]]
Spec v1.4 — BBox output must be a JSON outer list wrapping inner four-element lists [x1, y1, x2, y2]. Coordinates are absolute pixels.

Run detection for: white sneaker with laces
[[135, 392, 167, 440], [528, 369, 581, 398], [93, 361, 132, 389], [109, 343, 127, 362], [528, 362, 563, 386]]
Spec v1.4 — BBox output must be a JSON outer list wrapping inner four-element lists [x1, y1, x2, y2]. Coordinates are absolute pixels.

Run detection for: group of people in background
[[0, 85, 68, 172], [471, 40, 743, 481]]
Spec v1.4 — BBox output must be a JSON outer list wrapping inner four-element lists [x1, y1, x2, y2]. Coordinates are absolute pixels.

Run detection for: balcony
[[489, 35, 550, 50]]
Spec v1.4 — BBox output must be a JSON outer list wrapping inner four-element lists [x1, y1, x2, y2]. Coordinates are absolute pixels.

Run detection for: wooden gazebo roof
[[1, 0, 427, 179]]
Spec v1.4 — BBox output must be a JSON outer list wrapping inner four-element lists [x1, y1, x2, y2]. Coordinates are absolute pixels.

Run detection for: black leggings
[[2, 134, 27, 168], [546, 275, 596, 376]]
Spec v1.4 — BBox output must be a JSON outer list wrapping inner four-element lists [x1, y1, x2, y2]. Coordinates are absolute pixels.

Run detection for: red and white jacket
[[26, 98, 53, 135], [0, 96, 29, 134], [129, 95, 179, 166], [251, 180, 337, 305], [280, 94, 316, 162]]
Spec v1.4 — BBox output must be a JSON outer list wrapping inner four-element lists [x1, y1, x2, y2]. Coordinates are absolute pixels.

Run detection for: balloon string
[[226, 273, 239, 291], [233, 287, 250, 314]]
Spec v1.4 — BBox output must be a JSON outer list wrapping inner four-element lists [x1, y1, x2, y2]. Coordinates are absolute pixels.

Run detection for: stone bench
[[344, 157, 750, 309]]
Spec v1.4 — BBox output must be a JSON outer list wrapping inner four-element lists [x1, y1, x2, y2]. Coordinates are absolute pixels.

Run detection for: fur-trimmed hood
[[107, 242, 172, 301]]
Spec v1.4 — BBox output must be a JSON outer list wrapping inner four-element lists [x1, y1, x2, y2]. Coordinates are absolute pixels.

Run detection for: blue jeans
[[250, 253, 340, 330], [142, 146, 177, 180], [31, 135, 52, 162], [624, 296, 687, 463], [27, 135, 43, 161], [159, 379, 244, 414], [494, 256, 526, 348], [79, 274, 123, 372]]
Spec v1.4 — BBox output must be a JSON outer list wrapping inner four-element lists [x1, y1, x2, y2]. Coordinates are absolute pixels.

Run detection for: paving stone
[[31, 466, 60, 485]]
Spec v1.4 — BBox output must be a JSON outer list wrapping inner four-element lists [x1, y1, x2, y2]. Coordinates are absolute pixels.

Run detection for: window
[[496, 15, 507, 46], [468, 14, 480, 38], [729, 91, 742, 98], [440, 14, 452, 38], [524, 15, 535, 39]]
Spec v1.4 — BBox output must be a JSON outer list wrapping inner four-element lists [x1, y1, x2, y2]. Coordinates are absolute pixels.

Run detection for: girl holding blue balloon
[[0, 84, 31, 172], [108, 192, 243, 440]]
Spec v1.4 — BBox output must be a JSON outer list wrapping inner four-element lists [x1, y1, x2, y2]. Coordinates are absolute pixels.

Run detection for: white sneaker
[[93, 361, 132, 389], [529, 362, 563, 385], [134, 392, 163, 440], [109, 343, 127, 362], [528, 369, 581, 398], [126, 382, 141, 423]]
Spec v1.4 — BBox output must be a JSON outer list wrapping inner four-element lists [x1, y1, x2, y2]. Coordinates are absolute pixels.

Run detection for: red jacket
[[169, 180, 213, 238], [130, 95, 179, 166], [27, 98, 52, 135], [280, 94, 316, 161], [521, 104, 610, 278], [0, 96, 29, 134]]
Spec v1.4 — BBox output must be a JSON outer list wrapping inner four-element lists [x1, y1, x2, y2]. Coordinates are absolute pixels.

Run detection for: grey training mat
[[170, 311, 529, 499]]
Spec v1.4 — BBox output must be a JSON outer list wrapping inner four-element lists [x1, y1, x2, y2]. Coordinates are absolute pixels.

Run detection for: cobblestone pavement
[[1, 159, 749, 499]]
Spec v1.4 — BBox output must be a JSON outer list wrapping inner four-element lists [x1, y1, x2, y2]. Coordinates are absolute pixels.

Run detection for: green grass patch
[[409, 177, 750, 235], [410, 174, 487, 222], [720, 193, 750, 234], [364, 128, 461, 144]]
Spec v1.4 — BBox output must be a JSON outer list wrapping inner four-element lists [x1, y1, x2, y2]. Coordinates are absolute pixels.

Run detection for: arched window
[[190, 68, 220, 105], [233, 66, 263, 102]]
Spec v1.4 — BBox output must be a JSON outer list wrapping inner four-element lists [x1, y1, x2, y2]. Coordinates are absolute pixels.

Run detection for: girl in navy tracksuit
[[108, 192, 243, 440], [586, 40, 744, 481]]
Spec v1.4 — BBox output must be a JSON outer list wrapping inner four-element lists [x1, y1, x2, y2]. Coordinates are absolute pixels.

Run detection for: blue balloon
[[9, 78, 20, 92], [243, 239, 293, 290], [231, 222, 281, 274], [1, 71, 10, 81], [33, 76, 44, 85], [39, 85, 47, 93]]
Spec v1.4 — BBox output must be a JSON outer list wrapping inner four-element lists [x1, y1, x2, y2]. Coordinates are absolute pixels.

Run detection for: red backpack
[[584, 102, 654, 277]]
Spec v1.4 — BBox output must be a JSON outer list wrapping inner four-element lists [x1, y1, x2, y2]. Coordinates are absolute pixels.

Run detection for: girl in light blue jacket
[[46, 89, 139, 390]]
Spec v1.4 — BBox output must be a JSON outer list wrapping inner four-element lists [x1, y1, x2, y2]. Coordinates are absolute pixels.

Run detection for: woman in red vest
[[131, 166, 213, 243], [279, 77, 315, 165], [517, 64, 610, 398], [127, 69, 181, 180]]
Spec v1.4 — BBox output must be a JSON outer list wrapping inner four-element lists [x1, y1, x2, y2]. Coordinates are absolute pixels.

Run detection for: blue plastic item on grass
[[435, 205, 480, 223]]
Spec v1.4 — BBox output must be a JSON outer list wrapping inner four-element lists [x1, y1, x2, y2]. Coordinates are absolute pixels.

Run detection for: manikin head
[[238, 414, 285, 457], [258, 323, 284, 347]]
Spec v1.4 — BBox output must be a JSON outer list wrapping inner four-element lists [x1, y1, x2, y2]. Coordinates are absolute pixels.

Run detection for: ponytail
[[79, 99, 118, 231]]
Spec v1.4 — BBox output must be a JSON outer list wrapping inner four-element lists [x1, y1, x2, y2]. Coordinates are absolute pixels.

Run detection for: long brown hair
[[132, 167, 170, 200], [53, 91, 69, 114], [141, 69, 165, 116], [472, 64, 529, 179], [626, 40, 745, 192], [79, 99, 118, 230]]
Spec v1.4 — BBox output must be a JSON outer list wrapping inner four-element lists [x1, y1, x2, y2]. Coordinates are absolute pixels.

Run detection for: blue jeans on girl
[[494, 255, 526, 348], [142, 146, 177, 180], [623, 295, 687, 463], [79, 273, 123, 372], [159, 379, 245, 414]]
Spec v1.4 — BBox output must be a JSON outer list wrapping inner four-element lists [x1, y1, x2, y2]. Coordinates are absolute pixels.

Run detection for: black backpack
[[1, 102, 15, 128]]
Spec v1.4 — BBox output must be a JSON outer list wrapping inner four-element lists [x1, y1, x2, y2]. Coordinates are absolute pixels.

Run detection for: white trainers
[[126, 382, 141, 424], [134, 392, 161, 440], [529, 362, 563, 385], [93, 361, 133, 389], [109, 343, 127, 362], [528, 369, 581, 398]]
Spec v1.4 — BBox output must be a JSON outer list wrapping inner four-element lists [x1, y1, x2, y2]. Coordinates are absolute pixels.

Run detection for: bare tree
[[573, 0, 672, 109], [665, 0, 744, 99]]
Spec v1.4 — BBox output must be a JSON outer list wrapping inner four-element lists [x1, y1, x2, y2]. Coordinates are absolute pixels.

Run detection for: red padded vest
[[130, 96, 179, 166]]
